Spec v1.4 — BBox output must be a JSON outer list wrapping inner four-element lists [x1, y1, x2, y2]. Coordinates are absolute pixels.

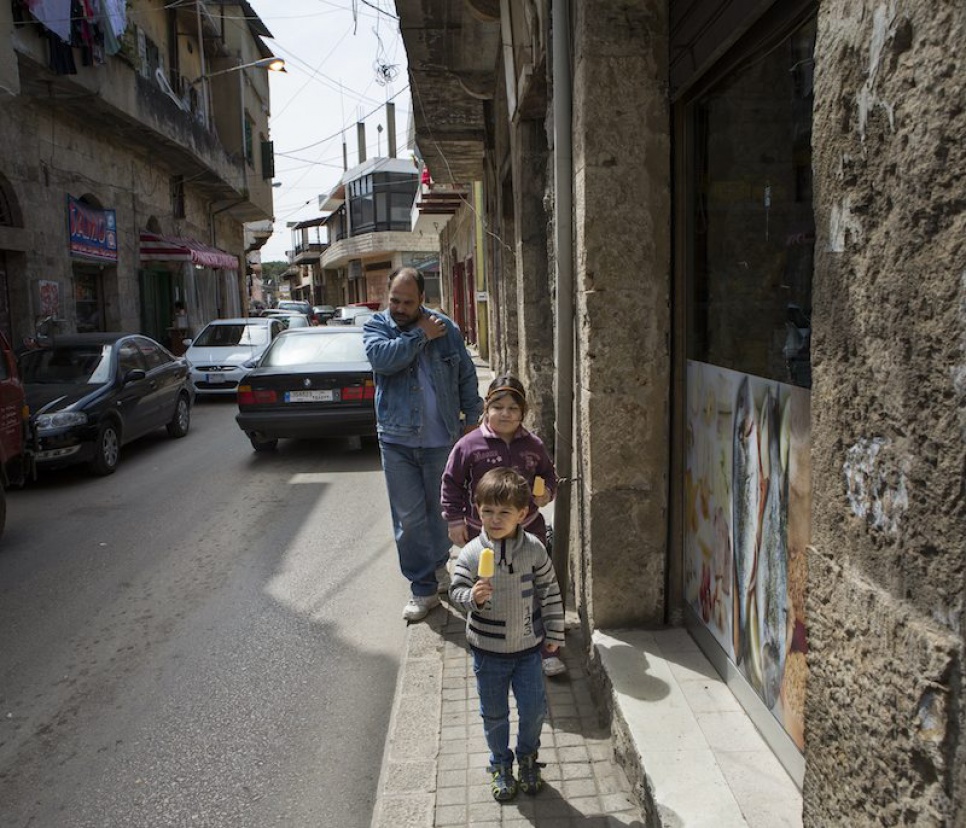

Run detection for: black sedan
[[20, 333, 193, 475], [235, 327, 376, 452]]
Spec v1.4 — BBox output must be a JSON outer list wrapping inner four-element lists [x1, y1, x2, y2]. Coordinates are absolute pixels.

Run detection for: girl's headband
[[486, 385, 526, 403]]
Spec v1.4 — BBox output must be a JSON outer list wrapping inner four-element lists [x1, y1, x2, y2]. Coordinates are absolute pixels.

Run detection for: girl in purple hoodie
[[441, 375, 566, 676]]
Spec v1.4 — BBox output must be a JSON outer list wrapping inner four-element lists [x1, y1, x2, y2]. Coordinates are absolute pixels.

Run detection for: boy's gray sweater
[[450, 530, 565, 656]]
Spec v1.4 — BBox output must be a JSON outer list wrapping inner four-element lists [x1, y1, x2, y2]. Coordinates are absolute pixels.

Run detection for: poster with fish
[[683, 361, 810, 751]]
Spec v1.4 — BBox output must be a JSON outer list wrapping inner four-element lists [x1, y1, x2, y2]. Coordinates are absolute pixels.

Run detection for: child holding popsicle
[[441, 374, 566, 676], [449, 467, 565, 802]]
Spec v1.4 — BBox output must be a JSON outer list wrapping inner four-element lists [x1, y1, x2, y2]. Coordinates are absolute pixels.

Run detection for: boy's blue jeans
[[473, 649, 546, 767], [379, 441, 452, 597]]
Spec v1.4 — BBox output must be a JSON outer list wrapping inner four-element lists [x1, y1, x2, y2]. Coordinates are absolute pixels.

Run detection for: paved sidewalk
[[370, 601, 648, 827]]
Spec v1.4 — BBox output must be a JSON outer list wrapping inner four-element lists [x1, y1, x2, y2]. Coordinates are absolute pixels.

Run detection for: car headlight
[[34, 411, 89, 431]]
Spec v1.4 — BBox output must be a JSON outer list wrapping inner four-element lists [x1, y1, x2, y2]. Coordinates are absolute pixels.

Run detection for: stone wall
[[571, 0, 671, 629], [509, 116, 556, 454], [806, 1, 966, 823]]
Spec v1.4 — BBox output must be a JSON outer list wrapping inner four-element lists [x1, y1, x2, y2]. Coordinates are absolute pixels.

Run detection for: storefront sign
[[67, 196, 118, 263]]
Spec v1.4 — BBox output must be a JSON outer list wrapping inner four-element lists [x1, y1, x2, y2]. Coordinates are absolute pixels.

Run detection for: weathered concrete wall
[[572, 0, 670, 629], [806, 1, 966, 823]]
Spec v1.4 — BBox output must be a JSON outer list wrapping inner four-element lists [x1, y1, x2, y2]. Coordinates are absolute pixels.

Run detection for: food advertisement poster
[[684, 361, 810, 750]]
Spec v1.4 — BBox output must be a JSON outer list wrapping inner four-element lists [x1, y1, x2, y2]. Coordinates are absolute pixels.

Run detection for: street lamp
[[193, 57, 286, 83]]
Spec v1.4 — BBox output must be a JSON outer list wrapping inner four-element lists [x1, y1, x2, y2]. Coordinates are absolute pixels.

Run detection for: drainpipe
[[552, 0, 574, 610]]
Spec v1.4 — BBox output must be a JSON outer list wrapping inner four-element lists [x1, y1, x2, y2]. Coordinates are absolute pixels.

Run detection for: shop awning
[[139, 232, 239, 270]]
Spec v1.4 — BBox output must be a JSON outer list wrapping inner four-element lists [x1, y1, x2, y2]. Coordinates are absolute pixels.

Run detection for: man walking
[[363, 267, 483, 621]]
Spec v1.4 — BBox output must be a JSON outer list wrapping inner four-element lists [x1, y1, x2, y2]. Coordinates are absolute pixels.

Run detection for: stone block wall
[[571, 0, 670, 629], [806, 1, 966, 823]]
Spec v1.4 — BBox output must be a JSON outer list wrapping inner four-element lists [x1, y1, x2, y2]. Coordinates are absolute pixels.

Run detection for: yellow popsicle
[[478, 547, 495, 578], [532, 476, 545, 497]]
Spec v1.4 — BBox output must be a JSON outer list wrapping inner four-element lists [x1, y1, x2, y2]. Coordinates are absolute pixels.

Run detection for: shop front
[[67, 195, 118, 333], [671, 0, 816, 784], [139, 232, 240, 352]]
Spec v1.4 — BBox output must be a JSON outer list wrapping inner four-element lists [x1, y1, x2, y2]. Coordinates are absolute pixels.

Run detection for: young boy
[[449, 467, 565, 801], [441, 373, 566, 677]]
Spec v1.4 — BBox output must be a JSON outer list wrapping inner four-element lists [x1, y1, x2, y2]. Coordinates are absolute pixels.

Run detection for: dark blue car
[[20, 333, 193, 475]]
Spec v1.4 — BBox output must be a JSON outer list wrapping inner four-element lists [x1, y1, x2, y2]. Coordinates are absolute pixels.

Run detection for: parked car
[[331, 306, 378, 325], [235, 327, 376, 452], [184, 317, 285, 397], [19, 333, 192, 476], [312, 305, 337, 324], [0, 330, 31, 536], [262, 311, 312, 330], [275, 299, 313, 316]]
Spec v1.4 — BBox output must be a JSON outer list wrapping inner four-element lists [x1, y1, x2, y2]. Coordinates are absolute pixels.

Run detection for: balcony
[[411, 183, 469, 235], [10, 23, 270, 222], [293, 241, 325, 265]]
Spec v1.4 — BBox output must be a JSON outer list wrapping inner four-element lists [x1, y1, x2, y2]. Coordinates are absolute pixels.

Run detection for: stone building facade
[[0, 1, 276, 350], [398, 0, 966, 824]]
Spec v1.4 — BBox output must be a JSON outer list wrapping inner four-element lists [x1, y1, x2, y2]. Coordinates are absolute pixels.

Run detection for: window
[[347, 172, 418, 235], [135, 336, 173, 369], [686, 17, 815, 388], [244, 117, 254, 166], [171, 176, 185, 219], [117, 341, 145, 376]]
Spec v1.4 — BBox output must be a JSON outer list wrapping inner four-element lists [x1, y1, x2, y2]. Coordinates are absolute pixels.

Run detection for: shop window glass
[[687, 17, 815, 388]]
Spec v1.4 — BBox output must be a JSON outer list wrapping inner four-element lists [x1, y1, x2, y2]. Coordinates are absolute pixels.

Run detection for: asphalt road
[[0, 398, 408, 827]]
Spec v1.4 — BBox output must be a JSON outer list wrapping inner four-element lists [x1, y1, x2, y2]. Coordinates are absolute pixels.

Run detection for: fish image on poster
[[684, 362, 809, 750]]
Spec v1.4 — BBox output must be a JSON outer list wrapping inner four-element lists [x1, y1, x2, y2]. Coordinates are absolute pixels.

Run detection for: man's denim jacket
[[363, 309, 483, 444]]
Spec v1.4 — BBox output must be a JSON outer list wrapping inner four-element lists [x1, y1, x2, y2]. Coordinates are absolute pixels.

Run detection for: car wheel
[[90, 422, 120, 475], [249, 433, 278, 452], [166, 394, 191, 438]]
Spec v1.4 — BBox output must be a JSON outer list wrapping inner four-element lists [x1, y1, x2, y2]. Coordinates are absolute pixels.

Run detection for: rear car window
[[262, 333, 368, 367], [194, 324, 270, 347], [21, 345, 114, 384]]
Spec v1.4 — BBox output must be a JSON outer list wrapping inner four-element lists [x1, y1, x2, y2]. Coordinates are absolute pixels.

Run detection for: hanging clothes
[[46, 28, 76, 74], [95, 0, 125, 55], [25, 0, 71, 42]]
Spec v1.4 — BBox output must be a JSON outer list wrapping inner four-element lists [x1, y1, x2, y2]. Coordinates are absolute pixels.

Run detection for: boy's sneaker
[[435, 563, 451, 594], [542, 655, 567, 677], [402, 593, 440, 622], [516, 753, 544, 795], [488, 764, 518, 801]]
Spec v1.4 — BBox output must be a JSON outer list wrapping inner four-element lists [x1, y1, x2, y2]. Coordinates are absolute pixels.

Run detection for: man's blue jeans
[[473, 649, 546, 767], [379, 441, 452, 597]]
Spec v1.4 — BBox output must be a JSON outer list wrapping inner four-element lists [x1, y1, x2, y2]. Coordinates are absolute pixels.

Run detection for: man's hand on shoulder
[[417, 310, 447, 341]]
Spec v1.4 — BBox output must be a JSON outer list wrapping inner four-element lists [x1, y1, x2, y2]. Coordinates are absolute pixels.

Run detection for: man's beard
[[392, 310, 420, 328]]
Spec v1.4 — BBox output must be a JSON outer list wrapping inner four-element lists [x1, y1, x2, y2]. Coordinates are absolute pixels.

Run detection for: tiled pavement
[[370, 601, 647, 828], [369, 350, 802, 826]]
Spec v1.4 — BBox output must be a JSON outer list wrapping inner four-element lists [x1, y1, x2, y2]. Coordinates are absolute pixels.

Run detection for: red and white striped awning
[[139, 232, 239, 270]]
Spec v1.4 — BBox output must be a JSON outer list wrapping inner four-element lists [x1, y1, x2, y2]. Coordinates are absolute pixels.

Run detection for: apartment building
[[0, 0, 277, 350]]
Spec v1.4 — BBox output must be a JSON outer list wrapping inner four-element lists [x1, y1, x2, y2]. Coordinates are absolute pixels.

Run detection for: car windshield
[[20, 344, 113, 384], [193, 324, 270, 347], [262, 333, 368, 367]]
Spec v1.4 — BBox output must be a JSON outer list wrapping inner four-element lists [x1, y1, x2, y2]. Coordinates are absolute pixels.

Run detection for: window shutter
[[261, 140, 275, 180]]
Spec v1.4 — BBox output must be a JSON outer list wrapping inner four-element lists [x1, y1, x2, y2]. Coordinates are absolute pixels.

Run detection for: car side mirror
[[124, 368, 147, 384], [182, 338, 193, 347]]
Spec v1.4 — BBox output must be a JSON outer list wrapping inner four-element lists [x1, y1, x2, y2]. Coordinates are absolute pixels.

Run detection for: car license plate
[[206, 373, 226, 384], [286, 389, 336, 403]]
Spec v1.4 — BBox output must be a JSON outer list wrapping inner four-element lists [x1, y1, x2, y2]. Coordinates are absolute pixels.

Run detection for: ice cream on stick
[[532, 476, 546, 497], [478, 547, 495, 578]]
